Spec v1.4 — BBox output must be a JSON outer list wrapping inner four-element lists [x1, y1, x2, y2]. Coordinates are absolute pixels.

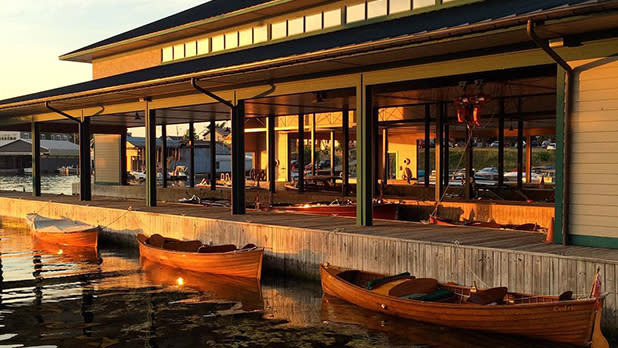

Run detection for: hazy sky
[[0, 0, 206, 100]]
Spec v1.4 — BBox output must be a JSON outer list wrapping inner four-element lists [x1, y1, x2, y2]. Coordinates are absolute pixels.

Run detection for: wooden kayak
[[26, 213, 99, 249], [137, 233, 264, 279], [321, 264, 608, 347], [429, 215, 542, 232], [274, 201, 398, 220], [141, 259, 263, 311]]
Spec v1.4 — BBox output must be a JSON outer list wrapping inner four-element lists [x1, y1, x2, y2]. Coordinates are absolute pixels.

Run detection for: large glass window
[[212, 34, 225, 52], [254, 25, 268, 43], [271, 20, 287, 40], [324, 9, 342, 28], [225, 32, 238, 49], [162, 46, 173, 62], [288, 17, 304, 36], [305, 13, 322, 32], [368, 0, 387, 18], [239, 28, 253, 46], [173, 44, 185, 59], [414, 0, 435, 9], [346, 3, 366, 23], [390, 0, 411, 13], [197, 38, 210, 55], [185, 41, 197, 57]]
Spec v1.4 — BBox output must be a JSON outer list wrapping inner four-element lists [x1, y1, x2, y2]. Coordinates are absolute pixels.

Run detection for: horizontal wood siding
[[570, 57, 618, 239], [94, 134, 121, 184]]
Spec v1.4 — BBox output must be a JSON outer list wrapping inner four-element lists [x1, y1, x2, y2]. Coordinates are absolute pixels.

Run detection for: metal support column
[[517, 119, 524, 190], [330, 130, 335, 185], [31, 122, 41, 197], [267, 115, 276, 194], [188, 122, 195, 188], [498, 100, 505, 186], [526, 135, 532, 184], [298, 113, 305, 194], [209, 121, 217, 191], [161, 125, 167, 188], [120, 127, 128, 186], [357, 79, 373, 226], [145, 109, 157, 207], [435, 103, 443, 202], [424, 104, 430, 187], [373, 107, 380, 196], [342, 107, 350, 196], [464, 126, 473, 200], [79, 118, 91, 201], [231, 101, 246, 215]]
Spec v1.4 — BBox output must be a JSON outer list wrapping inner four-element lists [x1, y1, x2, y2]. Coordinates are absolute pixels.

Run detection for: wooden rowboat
[[26, 213, 99, 249], [321, 264, 608, 347], [137, 233, 264, 279], [274, 201, 399, 220]]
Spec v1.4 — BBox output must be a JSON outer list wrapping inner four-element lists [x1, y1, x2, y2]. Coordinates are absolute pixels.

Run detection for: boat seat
[[467, 287, 508, 305], [400, 288, 456, 302], [198, 244, 237, 253], [241, 243, 257, 250], [388, 278, 438, 297], [367, 272, 412, 290], [147, 234, 167, 248], [558, 291, 573, 301], [163, 240, 204, 252]]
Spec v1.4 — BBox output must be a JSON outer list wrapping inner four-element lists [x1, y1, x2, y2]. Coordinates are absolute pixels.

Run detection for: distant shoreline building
[[0, 139, 78, 175]]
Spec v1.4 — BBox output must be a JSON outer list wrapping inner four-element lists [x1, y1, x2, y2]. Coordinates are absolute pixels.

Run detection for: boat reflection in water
[[31, 237, 101, 264], [320, 295, 574, 348], [140, 258, 264, 312]]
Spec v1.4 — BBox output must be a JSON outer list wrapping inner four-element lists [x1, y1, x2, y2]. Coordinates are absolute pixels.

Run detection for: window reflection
[[368, 0, 387, 18], [272, 21, 287, 40], [288, 17, 304, 36], [197, 38, 210, 55], [305, 13, 322, 32], [390, 0, 411, 13], [239, 28, 253, 47], [324, 8, 342, 28], [414, 0, 435, 9], [185, 41, 197, 57], [254, 25, 268, 43], [212, 34, 224, 52], [162, 47, 173, 62], [225, 32, 238, 49], [173, 44, 184, 59]]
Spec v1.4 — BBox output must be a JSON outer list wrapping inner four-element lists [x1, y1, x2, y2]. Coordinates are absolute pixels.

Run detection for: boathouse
[[3, 0, 618, 325]]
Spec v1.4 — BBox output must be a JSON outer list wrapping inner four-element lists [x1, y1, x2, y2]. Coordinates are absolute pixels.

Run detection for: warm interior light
[[176, 277, 184, 286]]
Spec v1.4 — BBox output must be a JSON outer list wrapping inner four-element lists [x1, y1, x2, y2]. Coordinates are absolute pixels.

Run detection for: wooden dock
[[1, 191, 617, 328]]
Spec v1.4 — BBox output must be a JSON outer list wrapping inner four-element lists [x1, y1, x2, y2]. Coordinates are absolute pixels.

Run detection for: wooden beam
[[31, 122, 41, 197], [267, 115, 276, 194], [145, 108, 157, 207], [498, 99, 505, 186], [330, 130, 335, 186], [79, 118, 91, 201], [121, 127, 128, 186], [435, 103, 442, 202], [210, 121, 217, 191], [526, 135, 532, 184], [464, 125, 473, 200], [517, 118, 524, 190], [298, 113, 305, 194], [231, 101, 246, 215], [342, 107, 350, 196], [189, 122, 195, 188], [357, 78, 373, 226], [442, 103, 449, 190], [424, 104, 430, 187]]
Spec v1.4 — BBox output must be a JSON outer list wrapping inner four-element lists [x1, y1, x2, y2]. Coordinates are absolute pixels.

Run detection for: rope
[[100, 206, 133, 230]]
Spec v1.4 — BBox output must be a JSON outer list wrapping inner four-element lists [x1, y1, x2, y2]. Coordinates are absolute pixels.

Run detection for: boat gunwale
[[136, 233, 264, 256], [321, 264, 602, 311], [26, 213, 101, 234]]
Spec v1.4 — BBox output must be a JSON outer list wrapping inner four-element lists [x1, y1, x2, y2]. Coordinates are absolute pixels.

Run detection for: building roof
[[0, 0, 609, 107], [127, 136, 183, 149], [0, 139, 78, 157], [62, 0, 272, 58]]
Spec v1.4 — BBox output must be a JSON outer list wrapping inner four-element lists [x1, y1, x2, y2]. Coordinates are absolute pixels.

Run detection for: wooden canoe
[[321, 264, 607, 347], [136, 233, 264, 279], [274, 202, 399, 220], [26, 213, 99, 249], [141, 259, 263, 311]]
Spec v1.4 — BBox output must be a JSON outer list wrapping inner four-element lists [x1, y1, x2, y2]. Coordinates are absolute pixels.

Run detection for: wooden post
[[120, 127, 128, 186], [188, 122, 195, 188], [442, 103, 449, 189], [435, 103, 443, 202], [383, 128, 388, 186], [145, 108, 157, 207], [298, 113, 305, 194], [517, 118, 524, 190], [498, 99, 505, 186], [342, 107, 350, 196], [161, 125, 167, 188], [231, 101, 246, 215], [330, 130, 335, 186], [424, 104, 430, 187], [311, 113, 316, 176], [79, 117, 91, 201], [464, 125, 473, 200], [526, 135, 532, 184], [31, 122, 41, 197], [357, 79, 373, 226], [209, 121, 216, 191], [267, 115, 276, 194], [373, 107, 380, 196]]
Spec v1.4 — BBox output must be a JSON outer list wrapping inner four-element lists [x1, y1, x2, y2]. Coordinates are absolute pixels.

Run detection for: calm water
[[0, 222, 564, 348], [0, 175, 79, 196]]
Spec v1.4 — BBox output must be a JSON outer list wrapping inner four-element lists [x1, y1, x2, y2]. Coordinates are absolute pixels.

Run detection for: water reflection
[[0, 222, 564, 347], [0, 175, 78, 195]]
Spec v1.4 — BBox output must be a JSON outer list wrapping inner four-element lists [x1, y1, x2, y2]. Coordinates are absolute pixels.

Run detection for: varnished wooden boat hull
[[276, 203, 398, 220], [321, 264, 602, 347], [32, 230, 98, 249], [137, 234, 263, 279]]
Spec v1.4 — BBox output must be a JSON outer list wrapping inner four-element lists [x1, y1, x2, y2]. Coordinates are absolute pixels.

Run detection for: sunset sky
[[0, 1, 214, 137]]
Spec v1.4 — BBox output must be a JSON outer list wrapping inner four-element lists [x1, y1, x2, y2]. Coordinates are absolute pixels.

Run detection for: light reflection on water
[[0, 222, 561, 347], [0, 175, 79, 196]]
